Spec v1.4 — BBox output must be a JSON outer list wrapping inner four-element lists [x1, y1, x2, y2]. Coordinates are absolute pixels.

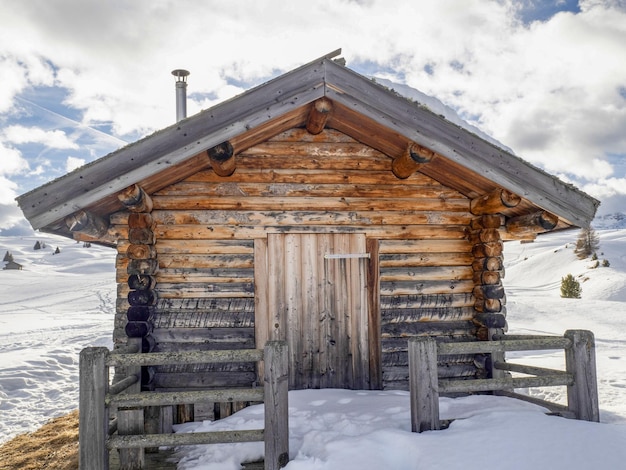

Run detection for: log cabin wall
[[112, 127, 481, 393]]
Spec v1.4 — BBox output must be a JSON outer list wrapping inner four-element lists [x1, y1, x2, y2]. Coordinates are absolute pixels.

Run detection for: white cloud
[[2, 125, 79, 149], [65, 156, 85, 172], [0, 144, 29, 176]]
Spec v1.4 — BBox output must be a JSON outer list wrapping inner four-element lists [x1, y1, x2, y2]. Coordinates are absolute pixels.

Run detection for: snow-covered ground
[[1, 229, 625, 469]]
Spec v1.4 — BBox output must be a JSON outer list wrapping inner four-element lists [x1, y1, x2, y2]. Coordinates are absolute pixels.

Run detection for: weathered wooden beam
[[408, 337, 440, 432], [470, 189, 521, 215], [207, 141, 236, 177], [392, 143, 436, 179], [565, 330, 600, 422], [118, 184, 153, 213], [506, 211, 559, 237], [264, 341, 290, 470], [470, 215, 504, 230], [473, 312, 507, 329], [306, 97, 333, 135], [127, 244, 157, 260], [65, 210, 110, 239]]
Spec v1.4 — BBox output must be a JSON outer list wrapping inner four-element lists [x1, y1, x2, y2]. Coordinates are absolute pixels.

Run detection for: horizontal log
[[379, 239, 471, 254], [380, 280, 474, 296], [106, 349, 263, 367], [65, 210, 110, 238], [383, 364, 476, 381], [467, 228, 501, 245], [392, 142, 436, 179], [154, 361, 256, 373], [380, 266, 474, 282], [127, 259, 158, 276], [151, 208, 471, 226], [108, 429, 264, 450], [470, 189, 521, 215], [157, 297, 254, 312], [380, 293, 475, 309], [128, 290, 157, 306], [125, 321, 152, 338], [129, 228, 156, 245], [118, 184, 153, 213], [471, 257, 503, 272], [156, 268, 254, 284], [107, 388, 263, 408], [153, 371, 257, 389], [156, 282, 254, 299], [472, 271, 502, 285], [471, 241, 503, 258], [153, 341, 256, 352], [382, 320, 477, 337], [153, 195, 469, 212], [128, 213, 154, 229], [379, 252, 475, 267], [128, 274, 156, 291], [153, 224, 469, 241], [127, 244, 157, 260], [182, 165, 439, 185], [381, 336, 478, 353], [472, 312, 507, 328], [506, 211, 559, 236], [241, 141, 388, 159], [150, 327, 255, 343], [470, 215, 503, 230], [207, 141, 236, 177], [493, 361, 565, 377], [474, 298, 503, 313], [154, 238, 253, 255], [439, 373, 573, 394], [473, 284, 506, 300], [306, 97, 333, 135], [436, 337, 572, 355], [158, 254, 253, 269], [381, 307, 476, 323], [151, 311, 254, 329], [127, 306, 155, 322]]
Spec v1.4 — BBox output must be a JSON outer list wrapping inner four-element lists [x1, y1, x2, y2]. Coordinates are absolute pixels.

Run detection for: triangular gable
[[17, 51, 599, 242]]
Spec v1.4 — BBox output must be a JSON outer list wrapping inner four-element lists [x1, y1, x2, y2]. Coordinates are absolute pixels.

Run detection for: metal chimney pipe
[[171, 69, 190, 122]]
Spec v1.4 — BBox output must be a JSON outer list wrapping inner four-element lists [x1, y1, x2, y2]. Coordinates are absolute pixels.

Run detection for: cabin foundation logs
[[119, 185, 158, 392], [469, 215, 507, 343]]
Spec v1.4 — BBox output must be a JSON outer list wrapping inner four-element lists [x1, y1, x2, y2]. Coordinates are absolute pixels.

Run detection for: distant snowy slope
[[0, 234, 116, 443]]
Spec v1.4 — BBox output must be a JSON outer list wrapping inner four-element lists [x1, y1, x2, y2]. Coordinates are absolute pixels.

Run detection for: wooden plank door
[[255, 233, 371, 390]]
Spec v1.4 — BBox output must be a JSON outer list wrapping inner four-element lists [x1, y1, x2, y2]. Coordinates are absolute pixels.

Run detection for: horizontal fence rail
[[79, 342, 289, 470], [408, 330, 599, 433]]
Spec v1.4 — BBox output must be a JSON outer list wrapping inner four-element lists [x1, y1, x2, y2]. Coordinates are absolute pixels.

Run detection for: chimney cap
[[171, 69, 190, 82]]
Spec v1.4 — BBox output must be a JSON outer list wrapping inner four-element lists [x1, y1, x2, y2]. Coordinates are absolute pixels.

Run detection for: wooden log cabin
[[17, 51, 599, 417]]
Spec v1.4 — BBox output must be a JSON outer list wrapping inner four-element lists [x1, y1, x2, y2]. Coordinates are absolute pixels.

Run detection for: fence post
[[564, 330, 600, 422], [79, 347, 109, 470], [408, 337, 440, 432], [264, 341, 289, 470]]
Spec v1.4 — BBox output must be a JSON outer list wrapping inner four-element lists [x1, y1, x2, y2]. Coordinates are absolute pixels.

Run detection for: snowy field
[[1, 229, 625, 469]]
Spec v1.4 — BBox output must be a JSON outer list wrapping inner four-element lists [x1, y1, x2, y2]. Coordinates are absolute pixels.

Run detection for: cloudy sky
[[1, 0, 625, 234]]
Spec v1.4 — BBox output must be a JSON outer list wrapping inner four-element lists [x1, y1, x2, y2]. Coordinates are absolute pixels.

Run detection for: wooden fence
[[408, 329, 600, 432], [79, 341, 289, 470]]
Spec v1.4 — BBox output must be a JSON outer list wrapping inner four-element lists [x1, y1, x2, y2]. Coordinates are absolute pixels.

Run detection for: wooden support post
[[306, 97, 333, 135], [470, 189, 521, 215], [118, 184, 153, 213], [117, 337, 144, 469], [564, 330, 600, 422], [392, 142, 435, 179], [66, 210, 110, 239], [408, 337, 440, 432], [264, 341, 289, 470], [506, 211, 559, 237], [79, 347, 109, 470], [207, 141, 236, 177]]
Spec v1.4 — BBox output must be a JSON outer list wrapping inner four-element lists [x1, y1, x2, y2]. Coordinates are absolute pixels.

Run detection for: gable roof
[[17, 51, 599, 242]]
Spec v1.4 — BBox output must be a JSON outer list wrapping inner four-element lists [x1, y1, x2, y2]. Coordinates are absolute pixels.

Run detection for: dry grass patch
[[0, 410, 79, 470]]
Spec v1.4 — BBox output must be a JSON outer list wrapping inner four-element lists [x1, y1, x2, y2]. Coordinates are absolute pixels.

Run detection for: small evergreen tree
[[33, 241, 41, 250], [3, 251, 12, 262], [54, 246, 61, 255], [575, 227, 600, 259], [602, 259, 610, 267], [560, 274, 582, 299]]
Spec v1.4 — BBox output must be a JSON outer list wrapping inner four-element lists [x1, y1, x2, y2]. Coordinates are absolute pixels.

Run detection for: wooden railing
[[79, 341, 289, 470], [408, 330, 600, 432]]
